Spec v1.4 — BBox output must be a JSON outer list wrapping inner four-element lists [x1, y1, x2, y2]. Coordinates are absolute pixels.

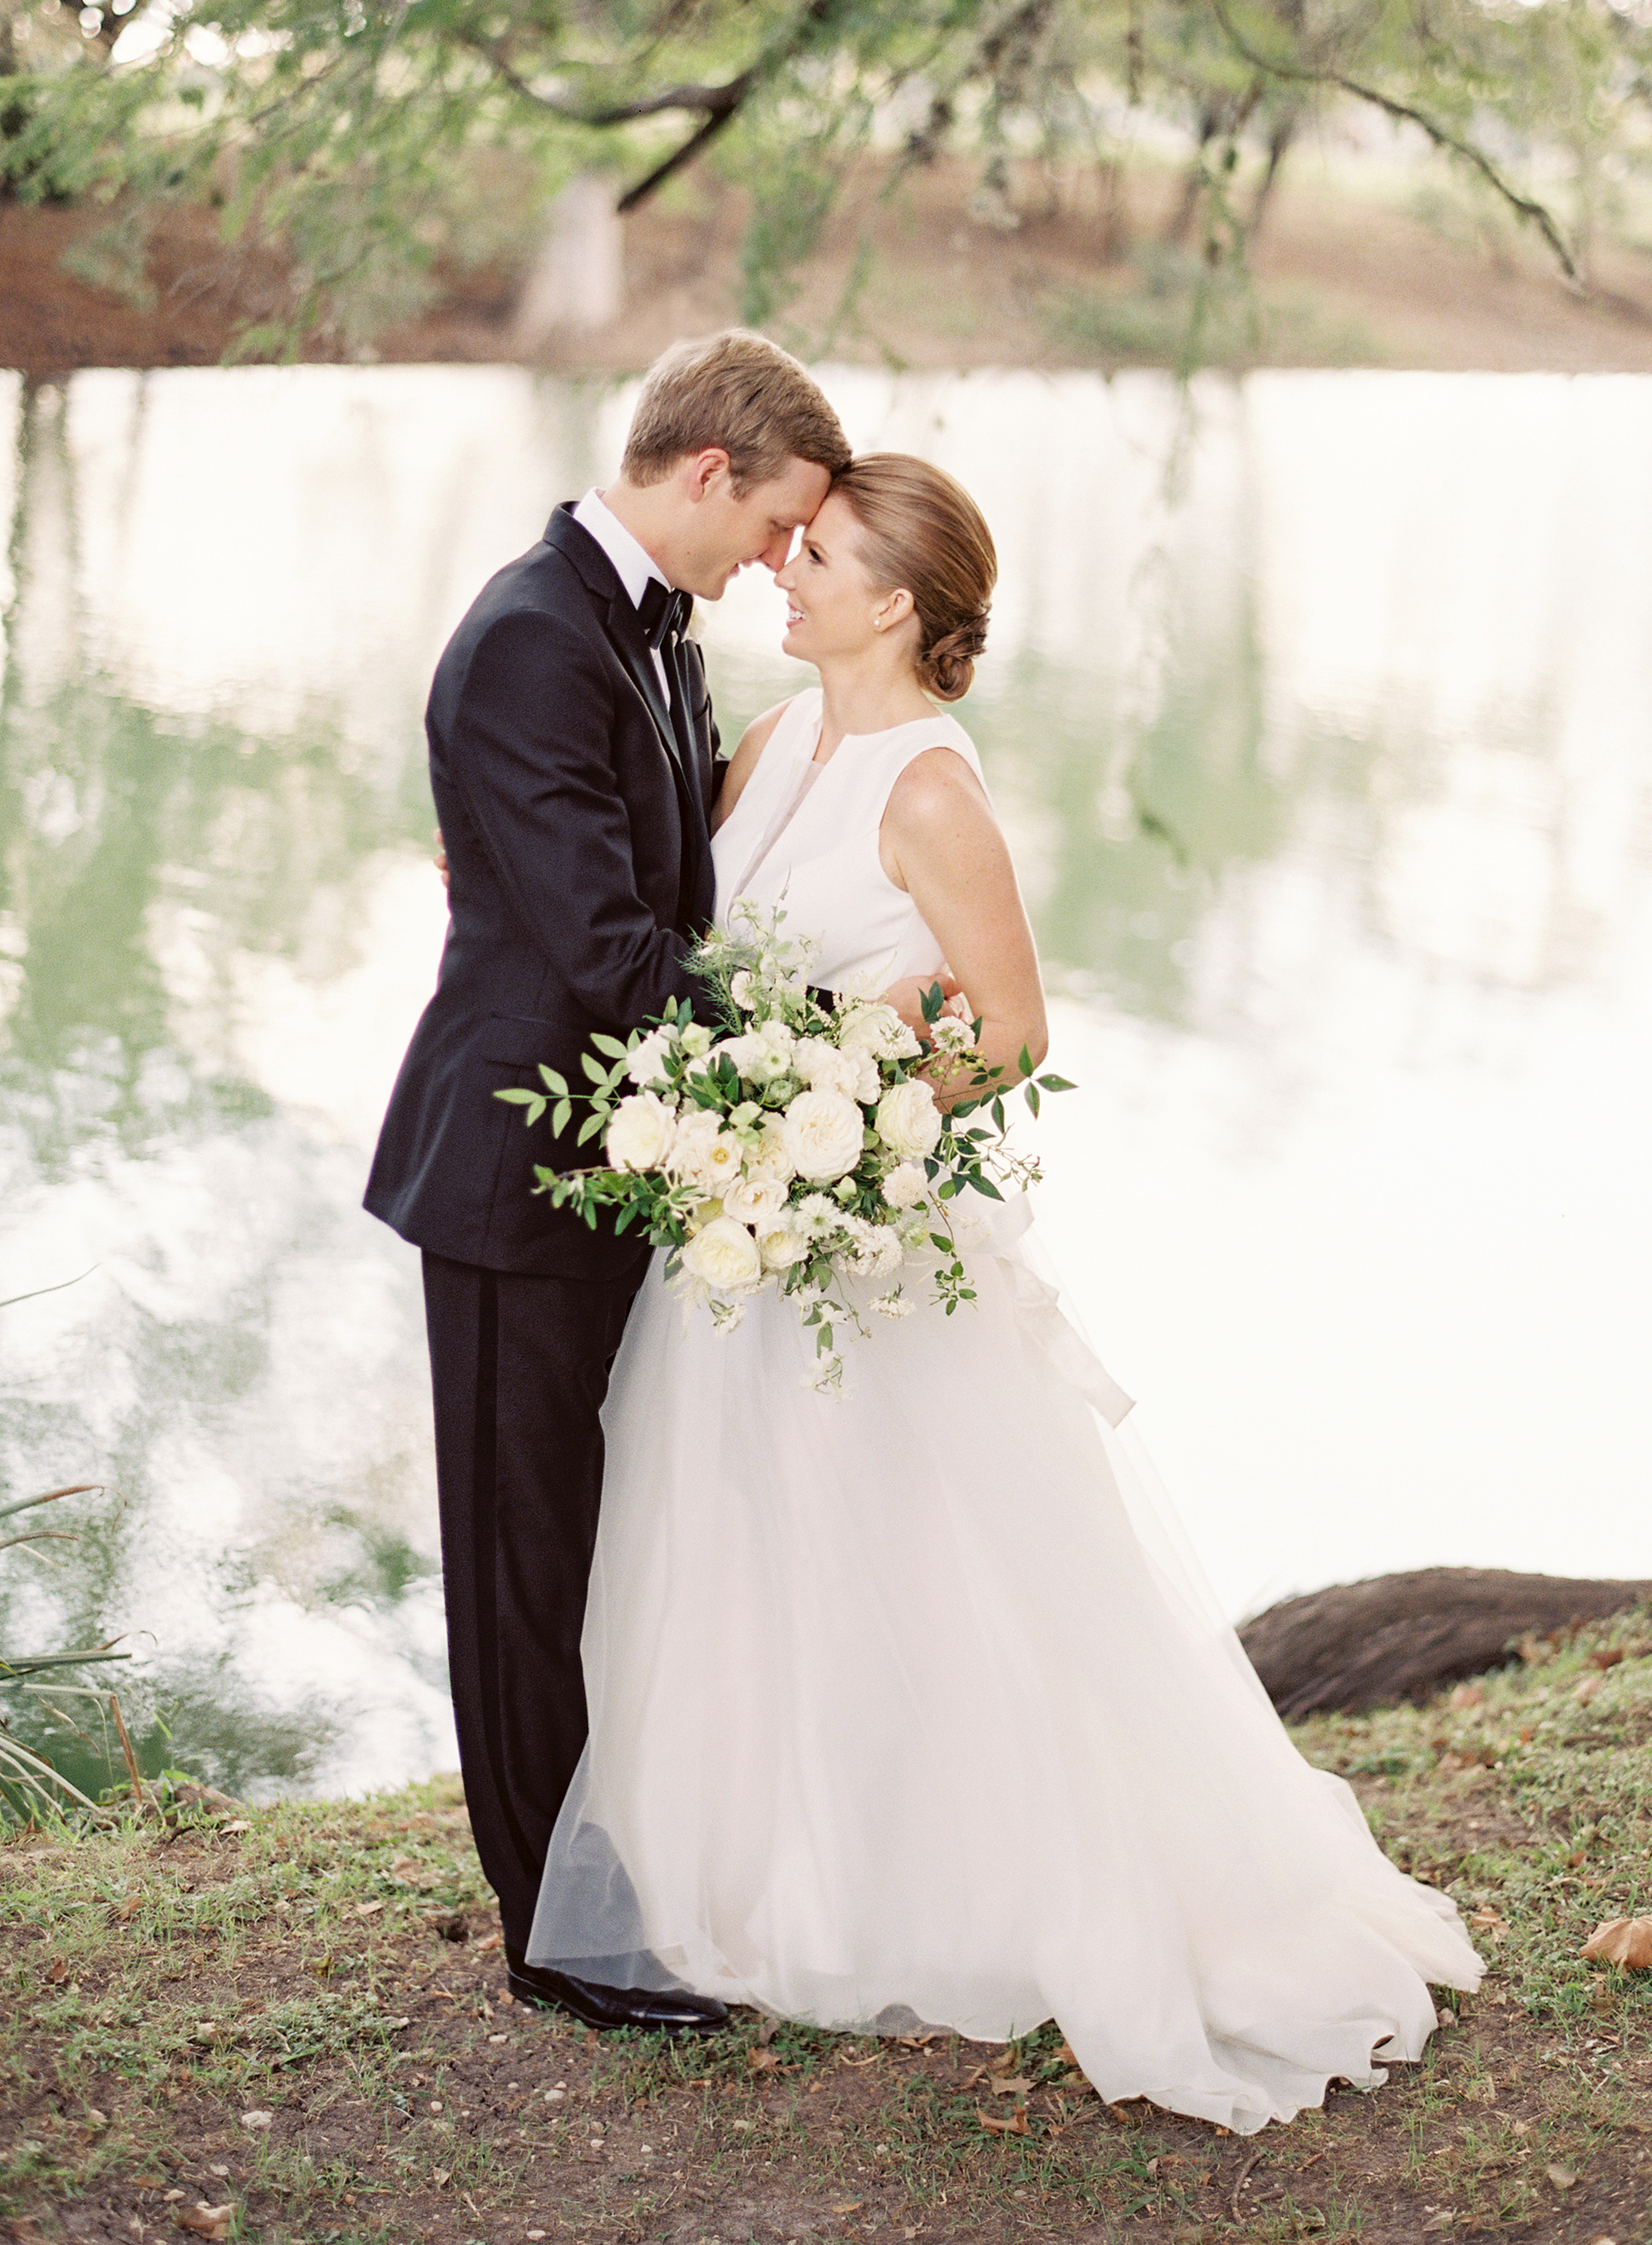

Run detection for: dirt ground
[[5, 152, 1652, 377], [3, 1610, 1650, 2245]]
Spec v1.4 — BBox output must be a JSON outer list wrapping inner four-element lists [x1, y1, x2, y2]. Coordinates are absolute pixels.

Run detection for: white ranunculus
[[743, 1114, 796, 1183], [875, 1079, 944, 1160], [881, 1161, 929, 1210], [838, 1002, 921, 1062], [680, 1215, 763, 1293], [664, 1107, 724, 1189], [679, 1022, 713, 1057], [722, 1173, 788, 1227], [624, 1026, 677, 1086], [780, 1090, 866, 1182], [604, 1091, 677, 1172], [756, 1219, 810, 1270], [702, 1131, 745, 1190]]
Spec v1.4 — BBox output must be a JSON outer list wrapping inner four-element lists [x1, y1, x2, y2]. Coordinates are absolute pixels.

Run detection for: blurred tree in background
[[2, 0, 1649, 351]]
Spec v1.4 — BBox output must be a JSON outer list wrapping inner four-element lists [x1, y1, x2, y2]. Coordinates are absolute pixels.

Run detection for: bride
[[526, 453, 1482, 2136]]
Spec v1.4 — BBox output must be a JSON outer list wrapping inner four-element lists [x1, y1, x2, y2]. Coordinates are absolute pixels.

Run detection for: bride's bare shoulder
[[711, 696, 800, 831]]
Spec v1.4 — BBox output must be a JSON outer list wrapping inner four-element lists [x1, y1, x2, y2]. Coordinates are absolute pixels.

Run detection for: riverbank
[[6, 151, 1652, 378], [3, 1608, 1649, 2243]]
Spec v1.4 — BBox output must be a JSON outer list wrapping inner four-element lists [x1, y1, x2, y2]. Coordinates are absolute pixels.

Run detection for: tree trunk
[[1238, 1568, 1652, 1721]]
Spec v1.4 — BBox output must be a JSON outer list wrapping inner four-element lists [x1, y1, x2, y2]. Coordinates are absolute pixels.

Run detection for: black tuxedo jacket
[[365, 506, 718, 1280]]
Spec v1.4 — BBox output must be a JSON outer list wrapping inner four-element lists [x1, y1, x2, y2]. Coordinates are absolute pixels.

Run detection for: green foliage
[[3, 0, 1648, 354]]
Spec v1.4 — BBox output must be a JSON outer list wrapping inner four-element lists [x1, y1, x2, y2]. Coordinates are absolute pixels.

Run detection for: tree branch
[[1209, 0, 1580, 285]]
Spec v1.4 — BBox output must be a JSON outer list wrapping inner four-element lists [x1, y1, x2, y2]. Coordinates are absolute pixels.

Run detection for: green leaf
[[494, 1086, 539, 1108], [1024, 1082, 1042, 1119], [970, 1175, 1004, 1201], [1017, 1044, 1033, 1077], [590, 1034, 629, 1060], [552, 1098, 573, 1136], [1037, 1074, 1077, 1092], [536, 1065, 569, 1096], [920, 981, 944, 1023], [576, 1114, 605, 1144]]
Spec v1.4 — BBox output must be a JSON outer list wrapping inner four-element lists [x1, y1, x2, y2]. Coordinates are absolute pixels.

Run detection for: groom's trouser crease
[[422, 1249, 643, 1953]]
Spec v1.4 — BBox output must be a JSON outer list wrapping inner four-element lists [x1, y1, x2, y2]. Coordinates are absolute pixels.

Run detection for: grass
[[2, 1610, 1650, 2243]]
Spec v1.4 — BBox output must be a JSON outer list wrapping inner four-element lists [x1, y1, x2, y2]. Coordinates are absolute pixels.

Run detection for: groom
[[366, 332, 851, 2033]]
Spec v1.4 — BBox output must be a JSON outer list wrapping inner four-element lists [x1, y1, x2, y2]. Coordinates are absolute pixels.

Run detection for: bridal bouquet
[[498, 902, 1072, 1389]]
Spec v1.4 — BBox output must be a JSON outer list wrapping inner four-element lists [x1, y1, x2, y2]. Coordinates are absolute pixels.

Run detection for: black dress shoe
[[505, 1947, 727, 2036]]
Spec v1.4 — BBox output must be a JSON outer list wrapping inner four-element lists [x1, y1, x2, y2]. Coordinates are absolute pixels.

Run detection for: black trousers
[[420, 1249, 645, 1955]]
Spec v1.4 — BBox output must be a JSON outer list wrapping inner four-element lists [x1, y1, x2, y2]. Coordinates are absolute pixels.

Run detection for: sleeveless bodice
[[710, 689, 987, 996]]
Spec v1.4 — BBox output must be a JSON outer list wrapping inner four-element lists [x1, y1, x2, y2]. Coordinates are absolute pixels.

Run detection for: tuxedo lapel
[[542, 506, 686, 789], [541, 505, 714, 929]]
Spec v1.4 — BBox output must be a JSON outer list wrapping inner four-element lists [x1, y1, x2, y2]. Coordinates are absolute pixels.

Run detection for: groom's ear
[[681, 448, 733, 501]]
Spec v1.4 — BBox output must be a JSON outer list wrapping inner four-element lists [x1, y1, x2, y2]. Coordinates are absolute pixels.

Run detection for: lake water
[[3, 363, 1649, 1800]]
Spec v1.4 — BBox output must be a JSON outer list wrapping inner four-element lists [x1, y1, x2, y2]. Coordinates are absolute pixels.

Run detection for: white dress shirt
[[573, 487, 673, 705]]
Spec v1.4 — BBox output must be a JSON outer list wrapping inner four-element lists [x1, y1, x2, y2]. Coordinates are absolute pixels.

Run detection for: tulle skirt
[[528, 1204, 1481, 2135]]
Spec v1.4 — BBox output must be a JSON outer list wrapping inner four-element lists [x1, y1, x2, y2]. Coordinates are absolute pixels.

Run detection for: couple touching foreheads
[[367, 330, 1480, 2138]]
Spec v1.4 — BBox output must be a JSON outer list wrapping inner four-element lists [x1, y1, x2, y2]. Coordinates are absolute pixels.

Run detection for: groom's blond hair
[[622, 331, 850, 495]]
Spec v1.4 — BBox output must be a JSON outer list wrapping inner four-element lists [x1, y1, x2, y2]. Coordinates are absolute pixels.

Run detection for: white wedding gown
[[528, 689, 1482, 2134]]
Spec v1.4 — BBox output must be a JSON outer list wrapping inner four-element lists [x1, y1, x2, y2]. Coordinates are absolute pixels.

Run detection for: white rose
[[793, 1037, 879, 1105], [838, 1002, 921, 1062], [604, 1092, 677, 1172], [702, 1131, 745, 1190], [624, 1026, 677, 1086], [743, 1114, 796, 1183], [756, 1219, 810, 1270], [881, 1161, 929, 1210], [780, 1090, 866, 1183], [680, 1215, 763, 1293], [722, 1173, 788, 1227], [875, 1079, 944, 1161], [664, 1107, 723, 1189]]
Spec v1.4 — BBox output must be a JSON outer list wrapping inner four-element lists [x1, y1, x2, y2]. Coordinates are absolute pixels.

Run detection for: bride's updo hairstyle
[[830, 454, 996, 703]]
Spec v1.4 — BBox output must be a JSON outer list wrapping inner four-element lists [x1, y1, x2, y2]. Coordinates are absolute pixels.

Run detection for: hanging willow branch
[[1209, 0, 1580, 284]]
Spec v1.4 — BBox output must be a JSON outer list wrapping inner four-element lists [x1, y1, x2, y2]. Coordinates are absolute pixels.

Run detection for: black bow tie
[[638, 578, 693, 650]]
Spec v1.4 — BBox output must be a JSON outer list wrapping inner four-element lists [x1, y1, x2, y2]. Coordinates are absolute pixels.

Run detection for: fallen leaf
[[747, 2046, 783, 2072], [177, 2205, 234, 2242], [1581, 1917, 1652, 1968], [1449, 1683, 1484, 1709], [431, 2168, 450, 2186], [115, 1893, 142, 1923], [1107, 2099, 1147, 2126], [831, 2202, 864, 2216], [383, 2016, 410, 2030], [219, 1820, 251, 1836], [193, 2022, 218, 2043], [977, 2105, 1030, 2136], [1055, 2039, 1079, 2069], [1421, 2213, 1455, 2233], [1574, 1675, 1602, 1706], [354, 1900, 384, 1918], [84, 2107, 108, 2127], [43, 1957, 69, 1985], [1546, 2164, 1578, 2191], [989, 2074, 1033, 2096], [1588, 1647, 1625, 1670], [473, 1931, 502, 1953], [1470, 1907, 1511, 1939], [133, 2175, 168, 2191], [240, 2110, 274, 2132]]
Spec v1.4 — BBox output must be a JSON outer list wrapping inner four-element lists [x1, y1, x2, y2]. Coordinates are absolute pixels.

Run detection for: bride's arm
[[708, 698, 791, 834], [880, 748, 1048, 1100]]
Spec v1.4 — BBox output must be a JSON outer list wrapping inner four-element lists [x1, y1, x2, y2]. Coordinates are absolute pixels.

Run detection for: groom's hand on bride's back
[[879, 972, 964, 1039]]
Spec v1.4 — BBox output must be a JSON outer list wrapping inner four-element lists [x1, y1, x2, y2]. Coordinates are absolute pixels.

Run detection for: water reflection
[[1, 364, 1649, 1796]]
